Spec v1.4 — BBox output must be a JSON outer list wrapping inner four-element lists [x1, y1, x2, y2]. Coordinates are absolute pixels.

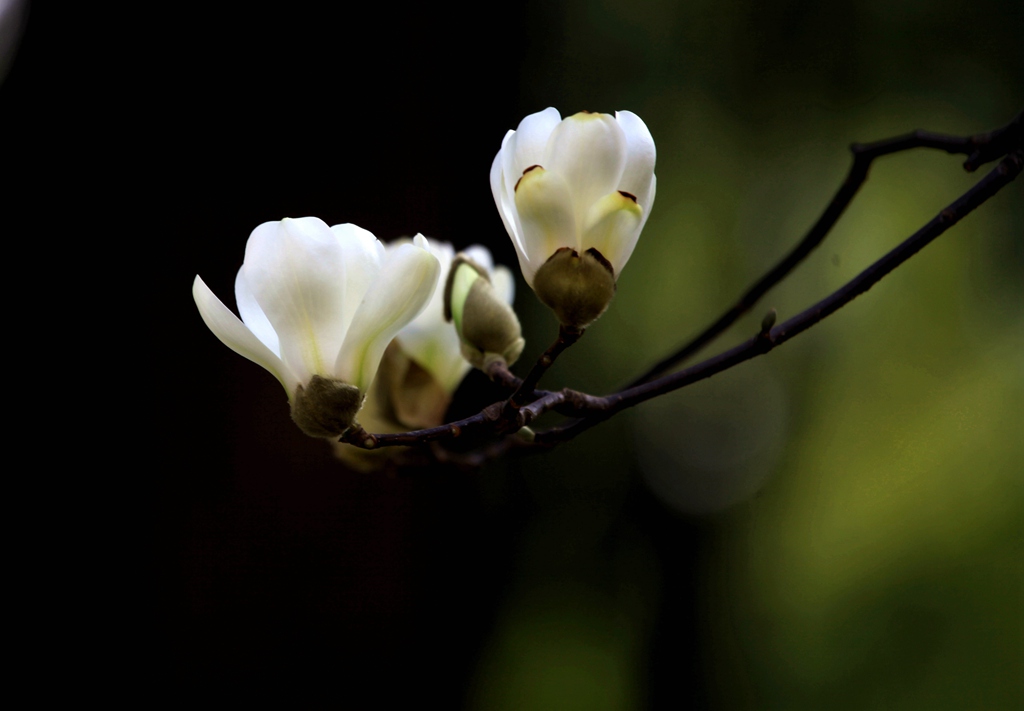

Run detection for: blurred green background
[[8, 0, 1017, 706], [469, 1, 1022, 708]]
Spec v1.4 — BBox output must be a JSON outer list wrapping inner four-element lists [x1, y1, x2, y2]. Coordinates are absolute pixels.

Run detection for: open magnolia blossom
[[193, 217, 440, 438], [490, 107, 656, 328]]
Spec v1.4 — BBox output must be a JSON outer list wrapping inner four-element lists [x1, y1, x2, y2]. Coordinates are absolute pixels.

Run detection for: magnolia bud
[[490, 108, 656, 331], [445, 254, 525, 370], [531, 246, 616, 329], [290, 375, 363, 438]]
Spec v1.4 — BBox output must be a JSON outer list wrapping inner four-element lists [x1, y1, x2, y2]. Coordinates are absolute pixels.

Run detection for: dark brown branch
[[485, 360, 523, 392], [625, 111, 1023, 388], [536, 148, 1023, 444], [339, 401, 505, 449], [506, 325, 583, 411], [336, 119, 1022, 456]]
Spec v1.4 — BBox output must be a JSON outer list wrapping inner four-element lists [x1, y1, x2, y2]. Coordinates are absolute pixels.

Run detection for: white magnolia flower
[[489, 108, 656, 329], [490, 107, 656, 288], [393, 239, 516, 393], [193, 217, 440, 437]]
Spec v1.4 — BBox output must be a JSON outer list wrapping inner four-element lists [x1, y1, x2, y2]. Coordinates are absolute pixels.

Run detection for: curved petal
[[331, 223, 384, 337], [633, 173, 657, 251], [395, 237, 451, 358], [235, 266, 280, 357], [580, 191, 643, 277], [335, 242, 441, 392], [395, 247, 467, 393], [608, 175, 656, 277], [497, 129, 521, 219], [614, 110, 657, 210], [491, 147, 532, 280], [426, 236, 456, 261], [193, 275, 299, 396], [544, 112, 627, 229], [448, 258, 481, 335], [462, 244, 494, 274], [490, 265, 516, 306], [396, 325, 469, 394], [500, 113, 558, 267], [509, 106, 561, 178], [490, 141, 514, 231], [514, 166, 578, 284], [243, 217, 347, 384]]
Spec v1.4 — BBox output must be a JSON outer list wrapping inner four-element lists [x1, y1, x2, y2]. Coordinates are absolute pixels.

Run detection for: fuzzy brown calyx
[[290, 375, 363, 438], [531, 247, 616, 329]]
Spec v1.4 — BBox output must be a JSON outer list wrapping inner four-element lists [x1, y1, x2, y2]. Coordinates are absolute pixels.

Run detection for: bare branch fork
[[626, 110, 1023, 387], [339, 112, 1022, 458], [505, 325, 583, 412]]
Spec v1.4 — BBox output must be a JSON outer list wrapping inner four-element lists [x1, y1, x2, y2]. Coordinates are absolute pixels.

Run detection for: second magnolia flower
[[193, 217, 441, 438], [490, 107, 656, 328]]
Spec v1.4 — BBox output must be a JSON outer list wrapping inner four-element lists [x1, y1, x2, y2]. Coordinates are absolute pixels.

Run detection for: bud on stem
[[445, 254, 525, 370]]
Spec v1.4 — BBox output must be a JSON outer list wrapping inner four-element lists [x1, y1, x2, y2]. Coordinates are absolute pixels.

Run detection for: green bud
[[445, 255, 526, 370], [531, 247, 616, 329], [290, 375, 363, 439]]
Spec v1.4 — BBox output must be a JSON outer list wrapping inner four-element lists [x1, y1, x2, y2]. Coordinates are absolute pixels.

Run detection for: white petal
[[614, 110, 657, 210], [601, 175, 655, 277], [396, 317, 469, 394], [580, 191, 643, 277], [235, 266, 280, 357], [544, 112, 627, 228], [243, 217, 348, 384], [331, 223, 384, 337], [497, 129, 518, 210], [490, 140, 513, 229], [391, 238, 460, 390], [490, 265, 516, 306], [502, 114, 557, 254], [491, 147, 532, 280], [335, 242, 441, 392], [462, 244, 494, 273], [509, 106, 562, 178], [514, 166, 578, 284], [193, 275, 299, 396], [633, 173, 657, 253], [422, 235, 454, 271], [498, 129, 524, 223]]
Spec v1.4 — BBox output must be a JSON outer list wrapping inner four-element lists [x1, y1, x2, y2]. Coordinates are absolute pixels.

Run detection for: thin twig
[[486, 360, 523, 392], [335, 120, 1022, 456], [536, 148, 1023, 444], [505, 325, 583, 411], [624, 111, 1023, 388]]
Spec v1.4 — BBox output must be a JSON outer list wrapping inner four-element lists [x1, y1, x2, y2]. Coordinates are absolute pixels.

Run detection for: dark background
[[6, 1, 1020, 707]]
